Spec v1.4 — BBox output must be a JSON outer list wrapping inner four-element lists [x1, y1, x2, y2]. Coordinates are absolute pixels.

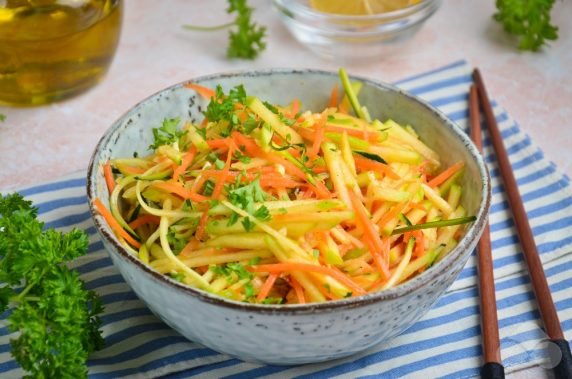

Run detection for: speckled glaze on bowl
[[87, 69, 490, 365]]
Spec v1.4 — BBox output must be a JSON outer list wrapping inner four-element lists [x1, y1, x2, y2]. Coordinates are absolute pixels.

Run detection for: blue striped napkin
[[1, 60, 571, 378]]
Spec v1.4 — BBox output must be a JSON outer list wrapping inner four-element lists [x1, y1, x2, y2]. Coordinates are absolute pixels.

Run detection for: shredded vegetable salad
[[95, 69, 476, 304]]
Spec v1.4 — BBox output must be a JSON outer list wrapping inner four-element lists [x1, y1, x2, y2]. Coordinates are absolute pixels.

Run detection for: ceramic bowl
[[87, 69, 490, 365]]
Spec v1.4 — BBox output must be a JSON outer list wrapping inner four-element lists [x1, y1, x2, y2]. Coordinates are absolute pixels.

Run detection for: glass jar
[[0, 0, 123, 106]]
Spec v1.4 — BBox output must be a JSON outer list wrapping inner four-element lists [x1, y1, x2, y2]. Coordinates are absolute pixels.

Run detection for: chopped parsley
[[214, 158, 226, 170], [168, 272, 186, 282], [149, 117, 186, 150], [226, 178, 271, 231], [204, 85, 247, 125], [234, 149, 251, 163], [167, 228, 189, 255], [202, 180, 216, 197], [210, 262, 253, 283]]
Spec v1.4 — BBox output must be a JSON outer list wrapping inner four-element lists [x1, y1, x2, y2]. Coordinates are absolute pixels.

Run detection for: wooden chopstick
[[473, 69, 572, 378], [469, 85, 505, 379]]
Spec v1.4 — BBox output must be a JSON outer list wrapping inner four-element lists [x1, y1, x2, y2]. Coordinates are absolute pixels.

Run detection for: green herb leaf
[[244, 282, 255, 299], [203, 180, 216, 197], [168, 272, 186, 282], [355, 151, 387, 165], [149, 117, 186, 150], [214, 158, 226, 170], [399, 213, 413, 226], [494, 0, 558, 51], [247, 256, 261, 265], [0, 114, 5, 122], [0, 193, 104, 377], [227, 0, 266, 59], [234, 149, 252, 163], [261, 297, 283, 304], [241, 216, 254, 232], [252, 205, 270, 221], [183, 0, 266, 60], [204, 85, 247, 126]]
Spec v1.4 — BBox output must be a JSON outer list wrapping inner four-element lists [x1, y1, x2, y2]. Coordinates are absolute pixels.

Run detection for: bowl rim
[[272, 0, 440, 21], [87, 68, 491, 315]]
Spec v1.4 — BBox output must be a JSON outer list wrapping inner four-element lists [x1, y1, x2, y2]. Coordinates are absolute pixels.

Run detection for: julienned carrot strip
[[410, 230, 425, 256], [195, 205, 210, 241], [367, 274, 388, 292], [184, 83, 216, 100], [308, 180, 332, 199], [377, 201, 408, 230], [296, 127, 317, 143], [309, 114, 326, 158], [290, 277, 306, 304], [286, 99, 300, 119], [199, 169, 302, 188], [173, 146, 197, 180], [152, 181, 208, 202], [427, 161, 464, 188], [211, 143, 236, 199], [128, 214, 160, 230], [256, 273, 279, 301], [248, 263, 366, 296], [94, 198, 141, 248], [348, 191, 390, 279], [328, 84, 339, 108], [323, 125, 380, 142], [231, 132, 259, 154], [179, 238, 201, 257], [206, 138, 232, 149], [231, 132, 308, 180], [103, 161, 115, 194], [353, 156, 400, 180], [317, 283, 339, 300]]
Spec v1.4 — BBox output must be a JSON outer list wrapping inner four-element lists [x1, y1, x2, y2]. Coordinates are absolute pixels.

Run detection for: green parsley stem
[[15, 269, 46, 301], [391, 216, 477, 235], [183, 22, 235, 32]]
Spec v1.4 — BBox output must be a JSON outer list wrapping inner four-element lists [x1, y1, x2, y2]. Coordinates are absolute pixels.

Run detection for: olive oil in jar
[[0, 0, 123, 106]]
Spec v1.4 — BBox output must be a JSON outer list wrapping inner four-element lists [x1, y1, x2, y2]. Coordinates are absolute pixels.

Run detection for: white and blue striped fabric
[[1, 60, 571, 378]]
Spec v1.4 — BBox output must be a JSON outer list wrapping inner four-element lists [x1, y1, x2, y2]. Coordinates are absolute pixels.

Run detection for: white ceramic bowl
[[87, 69, 490, 365]]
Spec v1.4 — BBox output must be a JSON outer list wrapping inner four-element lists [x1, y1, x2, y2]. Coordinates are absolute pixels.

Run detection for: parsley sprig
[[0, 193, 104, 378], [184, 0, 267, 60], [210, 262, 256, 300], [494, 0, 558, 51], [205, 85, 247, 125], [226, 178, 271, 231], [149, 117, 186, 150], [204, 85, 262, 136]]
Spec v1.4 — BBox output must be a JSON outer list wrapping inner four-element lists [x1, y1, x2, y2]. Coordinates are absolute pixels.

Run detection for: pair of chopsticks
[[470, 70, 572, 379]]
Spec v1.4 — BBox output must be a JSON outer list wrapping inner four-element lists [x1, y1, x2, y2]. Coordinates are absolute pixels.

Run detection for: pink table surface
[[0, 0, 572, 189], [0, 0, 571, 191], [0, 1, 570, 377]]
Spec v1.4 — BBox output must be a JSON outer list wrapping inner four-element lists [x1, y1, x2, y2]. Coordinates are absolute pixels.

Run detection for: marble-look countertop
[[0, 0, 570, 190], [0, 1, 570, 377]]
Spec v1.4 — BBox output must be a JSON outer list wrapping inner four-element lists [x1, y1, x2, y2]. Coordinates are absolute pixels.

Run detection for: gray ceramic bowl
[[87, 69, 490, 365]]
